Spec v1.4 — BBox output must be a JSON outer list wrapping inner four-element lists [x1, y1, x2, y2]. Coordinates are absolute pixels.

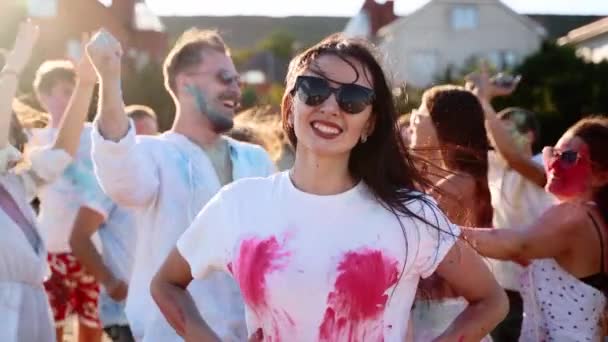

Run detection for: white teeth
[[312, 122, 341, 134], [223, 101, 234, 108]]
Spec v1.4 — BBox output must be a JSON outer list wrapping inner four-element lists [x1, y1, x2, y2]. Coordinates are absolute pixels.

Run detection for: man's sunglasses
[[292, 75, 375, 114], [542, 146, 581, 168], [186, 70, 241, 86]]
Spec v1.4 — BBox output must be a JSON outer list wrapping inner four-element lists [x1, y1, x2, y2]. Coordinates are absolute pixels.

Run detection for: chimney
[[365, 0, 397, 36]]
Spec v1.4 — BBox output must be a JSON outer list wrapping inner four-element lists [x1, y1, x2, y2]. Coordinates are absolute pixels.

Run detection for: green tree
[[258, 31, 296, 60], [434, 42, 608, 148], [122, 63, 174, 131], [232, 48, 255, 70], [492, 42, 605, 147]]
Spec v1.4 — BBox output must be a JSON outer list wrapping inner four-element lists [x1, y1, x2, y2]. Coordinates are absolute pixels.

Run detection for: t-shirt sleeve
[[177, 187, 237, 279], [409, 197, 461, 278], [65, 159, 115, 220], [0, 144, 22, 173]]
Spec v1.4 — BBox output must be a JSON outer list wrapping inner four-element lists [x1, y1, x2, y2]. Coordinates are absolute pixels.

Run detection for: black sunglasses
[[542, 147, 580, 168], [292, 75, 375, 114]]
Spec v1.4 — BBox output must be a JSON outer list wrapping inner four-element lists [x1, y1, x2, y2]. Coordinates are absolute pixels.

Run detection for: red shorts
[[44, 252, 102, 328]]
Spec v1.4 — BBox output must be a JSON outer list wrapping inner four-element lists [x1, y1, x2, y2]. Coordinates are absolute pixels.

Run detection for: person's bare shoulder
[[432, 172, 476, 201], [429, 173, 478, 224]]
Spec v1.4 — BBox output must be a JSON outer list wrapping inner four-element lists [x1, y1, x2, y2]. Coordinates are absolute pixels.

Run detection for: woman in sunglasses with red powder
[[151, 34, 507, 341], [463, 115, 608, 340]]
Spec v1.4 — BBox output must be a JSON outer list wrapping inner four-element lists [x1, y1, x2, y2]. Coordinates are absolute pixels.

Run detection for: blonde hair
[[163, 28, 229, 96], [12, 99, 50, 129], [230, 106, 285, 162], [9, 99, 49, 153], [33, 60, 76, 95]]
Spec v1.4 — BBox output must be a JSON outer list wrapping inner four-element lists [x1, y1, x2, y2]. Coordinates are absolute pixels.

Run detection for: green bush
[[493, 42, 608, 147], [432, 41, 608, 148]]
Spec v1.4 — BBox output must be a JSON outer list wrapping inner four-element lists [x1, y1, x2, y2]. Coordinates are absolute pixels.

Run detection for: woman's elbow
[[68, 231, 83, 254], [150, 272, 166, 307], [489, 287, 509, 325]]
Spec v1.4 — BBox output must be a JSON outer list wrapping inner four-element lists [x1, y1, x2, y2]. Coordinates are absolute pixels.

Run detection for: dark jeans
[[491, 290, 523, 342], [104, 325, 135, 342]]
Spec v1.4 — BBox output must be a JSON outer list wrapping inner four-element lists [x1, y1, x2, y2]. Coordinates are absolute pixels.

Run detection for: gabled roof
[[527, 15, 603, 40], [378, 0, 546, 38], [558, 16, 608, 45]]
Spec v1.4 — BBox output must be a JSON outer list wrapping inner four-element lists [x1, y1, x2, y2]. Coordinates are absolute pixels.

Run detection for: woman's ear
[[282, 95, 294, 127], [365, 114, 376, 137]]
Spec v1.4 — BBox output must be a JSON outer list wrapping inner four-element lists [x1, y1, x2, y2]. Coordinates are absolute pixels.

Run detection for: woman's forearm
[[434, 289, 508, 342], [53, 79, 95, 157], [150, 277, 220, 341], [462, 227, 524, 260]]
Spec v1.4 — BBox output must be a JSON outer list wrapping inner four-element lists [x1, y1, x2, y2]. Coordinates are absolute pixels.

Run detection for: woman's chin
[[546, 183, 584, 201]]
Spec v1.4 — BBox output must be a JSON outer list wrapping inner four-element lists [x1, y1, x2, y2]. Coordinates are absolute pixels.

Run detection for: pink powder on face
[[545, 144, 593, 198], [318, 249, 399, 341]]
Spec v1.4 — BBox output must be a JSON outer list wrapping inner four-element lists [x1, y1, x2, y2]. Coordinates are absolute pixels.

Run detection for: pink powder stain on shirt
[[318, 249, 399, 342], [232, 236, 291, 341]]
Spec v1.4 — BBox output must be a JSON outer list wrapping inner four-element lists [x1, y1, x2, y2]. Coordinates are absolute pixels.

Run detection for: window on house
[[98, 0, 112, 7], [504, 51, 518, 67], [27, 0, 57, 17], [487, 51, 501, 69], [451, 5, 479, 30], [487, 50, 519, 69]]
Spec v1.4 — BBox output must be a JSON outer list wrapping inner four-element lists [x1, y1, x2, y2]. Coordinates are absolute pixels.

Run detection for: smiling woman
[[462, 116, 608, 340], [151, 33, 507, 342]]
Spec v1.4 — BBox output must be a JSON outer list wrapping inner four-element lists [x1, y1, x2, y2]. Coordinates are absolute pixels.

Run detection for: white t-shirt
[[488, 152, 555, 290], [28, 124, 108, 253], [178, 171, 459, 341], [91, 121, 276, 341]]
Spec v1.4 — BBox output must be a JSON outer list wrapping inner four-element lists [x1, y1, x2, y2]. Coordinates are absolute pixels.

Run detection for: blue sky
[[145, 0, 608, 17]]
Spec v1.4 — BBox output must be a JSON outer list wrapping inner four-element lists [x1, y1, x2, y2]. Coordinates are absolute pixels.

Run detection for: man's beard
[[187, 85, 236, 134]]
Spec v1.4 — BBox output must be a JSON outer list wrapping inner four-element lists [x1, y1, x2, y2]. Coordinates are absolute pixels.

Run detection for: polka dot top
[[519, 258, 606, 341]]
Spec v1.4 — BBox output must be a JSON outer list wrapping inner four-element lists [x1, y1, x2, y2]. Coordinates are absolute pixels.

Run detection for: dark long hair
[[281, 34, 446, 220], [281, 35, 457, 288], [566, 116, 608, 226], [422, 85, 493, 227]]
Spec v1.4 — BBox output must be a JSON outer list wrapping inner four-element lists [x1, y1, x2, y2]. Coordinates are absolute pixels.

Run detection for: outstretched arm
[[87, 29, 159, 207], [466, 66, 546, 188], [482, 99, 546, 188], [86, 29, 129, 141], [52, 33, 97, 157], [462, 203, 579, 262], [0, 20, 39, 149]]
